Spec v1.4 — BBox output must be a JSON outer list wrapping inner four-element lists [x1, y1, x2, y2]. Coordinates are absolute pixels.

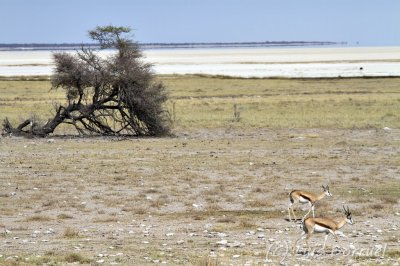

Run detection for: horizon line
[[0, 41, 344, 51]]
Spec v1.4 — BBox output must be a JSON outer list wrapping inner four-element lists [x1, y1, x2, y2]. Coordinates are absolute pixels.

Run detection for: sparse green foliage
[[64, 253, 91, 264]]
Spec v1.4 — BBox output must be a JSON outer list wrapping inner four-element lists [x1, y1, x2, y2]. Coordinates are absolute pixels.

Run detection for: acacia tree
[[3, 25, 171, 137]]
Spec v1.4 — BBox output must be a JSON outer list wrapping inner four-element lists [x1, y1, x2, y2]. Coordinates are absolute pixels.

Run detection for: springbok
[[294, 205, 354, 250], [288, 185, 332, 221]]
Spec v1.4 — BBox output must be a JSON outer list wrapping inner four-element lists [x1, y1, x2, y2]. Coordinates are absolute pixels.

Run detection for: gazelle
[[294, 206, 354, 250], [288, 185, 332, 221]]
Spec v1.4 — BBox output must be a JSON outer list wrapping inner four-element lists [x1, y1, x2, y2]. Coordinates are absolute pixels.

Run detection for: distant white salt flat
[[153, 62, 400, 78], [1, 46, 399, 77]]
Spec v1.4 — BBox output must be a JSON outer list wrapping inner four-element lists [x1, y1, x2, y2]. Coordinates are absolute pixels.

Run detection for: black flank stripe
[[314, 221, 331, 229], [299, 193, 311, 202]]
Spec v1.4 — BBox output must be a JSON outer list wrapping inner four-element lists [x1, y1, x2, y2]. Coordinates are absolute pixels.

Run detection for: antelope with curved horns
[[288, 185, 332, 222], [294, 205, 354, 250]]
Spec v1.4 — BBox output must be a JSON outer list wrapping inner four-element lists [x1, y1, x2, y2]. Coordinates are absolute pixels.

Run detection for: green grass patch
[[1, 76, 400, 131]]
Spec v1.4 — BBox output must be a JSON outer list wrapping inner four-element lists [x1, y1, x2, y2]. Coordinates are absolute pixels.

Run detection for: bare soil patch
[[0, 128, 399, 265]]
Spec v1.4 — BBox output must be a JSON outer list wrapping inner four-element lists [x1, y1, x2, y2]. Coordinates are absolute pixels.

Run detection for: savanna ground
[[0, 75, 399, 265]]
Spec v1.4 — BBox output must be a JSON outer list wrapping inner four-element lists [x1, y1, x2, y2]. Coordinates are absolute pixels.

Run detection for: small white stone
[[165, 232, 174, 237], [246, 231, 255, 235], [229, 241, 241, 247], [232, 255, 240, 259], [216, 239, 228, 245]]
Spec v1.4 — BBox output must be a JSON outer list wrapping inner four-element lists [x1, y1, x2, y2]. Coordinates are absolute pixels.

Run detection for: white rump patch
[[313, 224, 330, 233], [299, 196, 310, 203]]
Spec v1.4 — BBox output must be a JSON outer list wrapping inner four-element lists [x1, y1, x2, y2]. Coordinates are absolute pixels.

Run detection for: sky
[[1, 0, 399, 46]]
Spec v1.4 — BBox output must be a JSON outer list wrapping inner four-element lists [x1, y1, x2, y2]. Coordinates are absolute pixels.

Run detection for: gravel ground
[[0, 128, 399, 265]]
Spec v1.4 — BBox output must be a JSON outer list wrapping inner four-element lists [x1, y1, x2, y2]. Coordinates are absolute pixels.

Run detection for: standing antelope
[[295, 206, 354, 250], [288, 185, 332, 221]]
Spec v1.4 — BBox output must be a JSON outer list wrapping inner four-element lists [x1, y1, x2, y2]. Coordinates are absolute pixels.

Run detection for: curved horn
[[343, 205, 350, 215]]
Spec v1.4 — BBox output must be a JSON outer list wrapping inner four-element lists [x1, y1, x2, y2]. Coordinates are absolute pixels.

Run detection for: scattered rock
[[257, 233, 265, 239], [228, 241, 242, 248], [217, 232, 227, 238], [246, 231, 255, 236], [216, 239, 228, 246]]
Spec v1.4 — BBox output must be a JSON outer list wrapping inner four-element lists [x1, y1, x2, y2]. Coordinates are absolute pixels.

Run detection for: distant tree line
[[0, 41, 342, 51]]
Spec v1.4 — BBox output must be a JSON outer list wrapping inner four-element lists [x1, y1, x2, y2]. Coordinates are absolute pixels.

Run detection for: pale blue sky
[[1, 0, 399, 45]]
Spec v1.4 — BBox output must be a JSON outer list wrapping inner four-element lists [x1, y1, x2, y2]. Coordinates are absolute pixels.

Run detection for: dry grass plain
[[0, 75, 400, 265]]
